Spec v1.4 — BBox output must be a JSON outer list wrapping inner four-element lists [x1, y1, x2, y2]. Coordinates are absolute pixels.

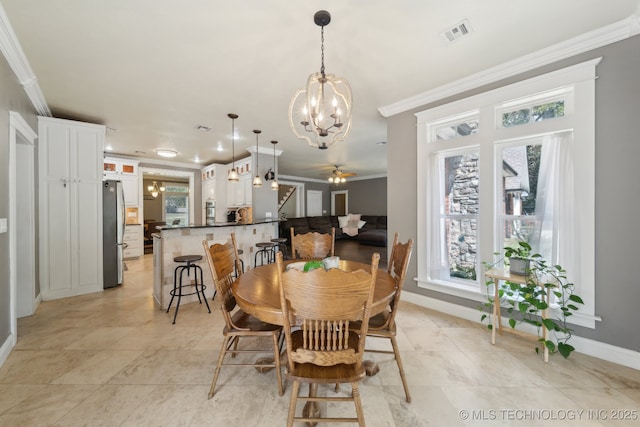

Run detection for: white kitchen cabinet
[[201, 163, 230, 222], [39, 116, 105, 300], [123, 224, 143, 259], [226, 161, 252, 207], [104, 157, 140, 206]]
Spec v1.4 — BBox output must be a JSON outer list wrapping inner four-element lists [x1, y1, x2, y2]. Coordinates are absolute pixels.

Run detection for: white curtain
[[428, 153, 448, 280], [533, 131, 578, 288]]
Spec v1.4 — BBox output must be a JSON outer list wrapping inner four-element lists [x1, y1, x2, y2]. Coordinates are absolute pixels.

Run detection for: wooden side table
[[484, 268, 552, 362]]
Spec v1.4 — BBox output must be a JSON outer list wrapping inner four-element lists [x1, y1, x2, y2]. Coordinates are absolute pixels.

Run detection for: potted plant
[[480, 243, 584, 359], [503, 241, 536, 275]]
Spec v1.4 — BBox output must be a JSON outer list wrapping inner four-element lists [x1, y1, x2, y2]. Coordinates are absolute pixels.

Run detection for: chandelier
[[147, 181, 165, 198], [228, 113, 239, 182], [288, 10, 352, 150]]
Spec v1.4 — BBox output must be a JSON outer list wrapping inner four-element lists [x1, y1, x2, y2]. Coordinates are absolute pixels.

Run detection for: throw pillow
[[338, 215, 349, 228], [358, 220, 366, 229]]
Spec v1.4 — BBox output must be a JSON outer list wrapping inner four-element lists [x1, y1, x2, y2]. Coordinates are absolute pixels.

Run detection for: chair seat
[[286, 329, 364, 384], [224, 309, 281, 334], [287, 363, 365, 385], [350, 309, 391, 331]]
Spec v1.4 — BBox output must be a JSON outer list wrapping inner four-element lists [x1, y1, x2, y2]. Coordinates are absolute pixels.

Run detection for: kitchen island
[[152, 219, 280, 309]]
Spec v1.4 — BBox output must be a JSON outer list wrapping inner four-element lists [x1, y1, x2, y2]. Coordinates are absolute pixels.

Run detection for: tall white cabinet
[[38, 117, 105, 300]]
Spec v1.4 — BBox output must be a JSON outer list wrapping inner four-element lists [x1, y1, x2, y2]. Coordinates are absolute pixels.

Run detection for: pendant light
[[288, 10, 352, 150], [270, 140, 279, 191], [252, 129, 263, 187], [228, 113, 239, 182]]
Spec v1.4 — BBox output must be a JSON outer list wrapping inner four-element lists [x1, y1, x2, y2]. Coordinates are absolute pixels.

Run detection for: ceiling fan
[[327, 165, 356, 183]]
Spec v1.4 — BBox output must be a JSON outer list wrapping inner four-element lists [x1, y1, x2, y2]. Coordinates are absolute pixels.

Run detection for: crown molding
[[106, 153, 202, 171], [0, 4, 51, 116], [378, 13, 640, 118]]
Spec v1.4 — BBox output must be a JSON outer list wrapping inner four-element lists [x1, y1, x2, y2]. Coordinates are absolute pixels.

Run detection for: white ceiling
[[3, 0, 639, 180]]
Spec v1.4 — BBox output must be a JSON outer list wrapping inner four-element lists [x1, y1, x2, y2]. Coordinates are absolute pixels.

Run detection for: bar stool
[[270, 237, 288, 260], [167, 254, 210, 324], [254, 242, 275, 267]]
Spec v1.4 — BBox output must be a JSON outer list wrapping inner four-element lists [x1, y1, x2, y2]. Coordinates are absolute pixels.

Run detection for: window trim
[[416, 58, 600, 328]]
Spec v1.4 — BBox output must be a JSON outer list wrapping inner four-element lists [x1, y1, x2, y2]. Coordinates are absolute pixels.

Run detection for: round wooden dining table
[[232, 259, 395, 326]]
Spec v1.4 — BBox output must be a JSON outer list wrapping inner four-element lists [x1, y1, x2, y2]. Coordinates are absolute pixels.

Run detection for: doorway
[[279, 180, 304, 218], [9, 112, 38, 347], [331, 190, 348, 216]]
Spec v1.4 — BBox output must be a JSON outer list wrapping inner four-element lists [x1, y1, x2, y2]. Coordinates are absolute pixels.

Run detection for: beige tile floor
[[1, 254, 639, 426]]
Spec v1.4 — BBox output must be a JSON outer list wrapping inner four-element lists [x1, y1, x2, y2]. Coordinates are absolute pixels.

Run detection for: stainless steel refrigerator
[[103, 180, 125, 288]]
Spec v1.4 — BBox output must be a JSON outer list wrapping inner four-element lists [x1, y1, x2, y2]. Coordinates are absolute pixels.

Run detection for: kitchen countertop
[[157, 218, 282, 231]]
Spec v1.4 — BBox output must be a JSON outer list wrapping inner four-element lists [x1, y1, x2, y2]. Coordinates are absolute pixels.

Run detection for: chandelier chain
[[320, 25, 325, 76]]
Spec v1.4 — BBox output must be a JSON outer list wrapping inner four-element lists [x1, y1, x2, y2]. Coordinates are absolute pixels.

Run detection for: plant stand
[[485, 268, 552, 362]]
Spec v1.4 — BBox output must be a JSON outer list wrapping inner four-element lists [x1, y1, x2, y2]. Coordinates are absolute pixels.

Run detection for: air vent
[[440, 19, 473, 44]]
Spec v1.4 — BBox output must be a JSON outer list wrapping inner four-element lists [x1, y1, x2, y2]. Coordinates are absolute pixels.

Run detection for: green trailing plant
[[480, 243, 584, 359]]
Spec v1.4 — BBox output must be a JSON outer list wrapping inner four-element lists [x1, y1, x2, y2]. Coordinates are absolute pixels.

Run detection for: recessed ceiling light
[[155, 149, 177, 158], [376, 141, 387, 145], [194, 156, 201, 163], [105, 145, 113, 151]]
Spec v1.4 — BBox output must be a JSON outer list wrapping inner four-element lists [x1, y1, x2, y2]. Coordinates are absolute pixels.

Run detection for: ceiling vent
[[440, 19, 473, 43]]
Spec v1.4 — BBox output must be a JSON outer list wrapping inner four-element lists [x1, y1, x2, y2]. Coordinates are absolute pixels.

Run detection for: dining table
[[233, 258, 394, 424], [232, 258, 396, 327]]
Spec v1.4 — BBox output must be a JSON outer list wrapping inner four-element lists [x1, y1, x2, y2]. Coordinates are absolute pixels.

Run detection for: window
[[164, 182, 189, 226], [416, 59, 599, 328]]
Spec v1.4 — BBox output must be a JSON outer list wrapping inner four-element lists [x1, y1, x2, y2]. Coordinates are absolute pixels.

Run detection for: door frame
[[279, 180, 304, 217], [8, 112, 38, 347], [330, 190, 349, 216], [139, 167, 196, 226]]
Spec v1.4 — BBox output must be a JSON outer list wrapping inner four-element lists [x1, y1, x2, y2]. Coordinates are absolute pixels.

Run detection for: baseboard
[[402, 291, 640, 371], [0, 332, 16, 368]]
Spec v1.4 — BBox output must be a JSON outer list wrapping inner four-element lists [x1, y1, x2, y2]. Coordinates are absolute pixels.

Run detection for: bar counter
[[152, 219, 280, 309]]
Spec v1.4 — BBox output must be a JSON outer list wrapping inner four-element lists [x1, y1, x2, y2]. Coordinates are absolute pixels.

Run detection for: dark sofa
[[281, 215, 388, 247]]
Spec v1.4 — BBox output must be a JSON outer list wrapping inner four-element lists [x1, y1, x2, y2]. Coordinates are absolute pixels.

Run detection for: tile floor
[[1, 254, 639, 426]]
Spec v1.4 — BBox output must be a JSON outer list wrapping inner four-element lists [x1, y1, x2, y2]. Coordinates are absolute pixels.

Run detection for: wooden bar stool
[[254, 242, 275, 267], [270, 237, 288, 260], [167, 254, 210, 324]]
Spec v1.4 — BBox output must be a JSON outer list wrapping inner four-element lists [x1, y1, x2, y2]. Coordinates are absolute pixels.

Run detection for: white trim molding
[[401, 289, 640, 371], [379, 13, 640, 118], [0, 4, 50, 116]]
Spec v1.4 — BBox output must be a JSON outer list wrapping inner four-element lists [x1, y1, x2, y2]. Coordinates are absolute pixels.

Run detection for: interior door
[[306, 190, 323, 216]]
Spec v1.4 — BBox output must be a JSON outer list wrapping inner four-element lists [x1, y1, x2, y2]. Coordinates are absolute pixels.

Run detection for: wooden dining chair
[[202, 233, 284, 399], [275, 251, 379, 426], [355, 232, 414, 402], [290, 226, 335, 260]]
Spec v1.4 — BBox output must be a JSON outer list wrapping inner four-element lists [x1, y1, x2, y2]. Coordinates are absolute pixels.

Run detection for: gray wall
[[337, 177, 387, 215], [387, 34, 640, 352], [0, 53, 38, 345], [280, 177, 387, 217]]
